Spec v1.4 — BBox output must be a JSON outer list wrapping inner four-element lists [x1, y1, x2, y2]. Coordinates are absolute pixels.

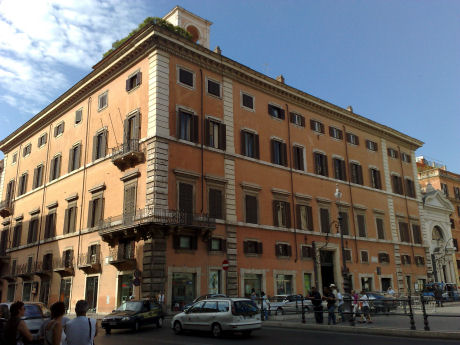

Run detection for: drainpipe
[[200, 68, 204, 214]]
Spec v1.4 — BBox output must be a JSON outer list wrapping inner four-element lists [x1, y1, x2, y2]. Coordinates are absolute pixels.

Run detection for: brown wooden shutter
[[310, 119, 315, 130], [204, 119, 210, 146], [358, 215, 366, 237], [355, 135, 360, 145], [306, 206, 313, 230], [290, 112, 295, 123], [300, 115, 305, 127], [27, 221, 33, 243], [282, 143, 287, 166], [287, 245, 292, 257], [221, 239, 227, 251], [70, 206, 77, 233], [173, 235, 180, 249], [241, 131, 246, 155], [136, 72, 142, 86], [87, 200, 94, 228], [56, 155, 62, 179], [219, 123, 226, 151], [320, 123, 325, 133], [254, 134, 260, 159], [273, 201, 279, 227], [243, 241, 248, 253], [341, 160, 347, 181], [76, 145, 81, 169], [245, 195, 257, 224], [285, 202, 291, 228], [293, 147, 298, 170], [123, 185, 136, 216], [296, 205, 301, 229], [179, 183, 194, 215], [192, 115, 199, 143], [92, 134, 98, 161], [357, 165, 363, 184], [279, 108, 285, 120], [329, 127, 333, 137], [63, 208, 70, 234], [32, 167, 38, 189], [44, 214, 50, 239], [126, 78, 131, 91], [68, 148, 74, 172], [270, 140, 275, 164], [322, 155, 328, 176], [257, 242, 263, 254], [101, 130, 107, 157], [275, 244, 280, 256]]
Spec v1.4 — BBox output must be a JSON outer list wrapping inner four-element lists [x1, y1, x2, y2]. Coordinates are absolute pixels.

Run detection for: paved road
[[93, 324, 460, 345]]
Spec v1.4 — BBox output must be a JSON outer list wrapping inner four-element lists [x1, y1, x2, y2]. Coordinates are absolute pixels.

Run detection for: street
[[93, 324, 460, 345]]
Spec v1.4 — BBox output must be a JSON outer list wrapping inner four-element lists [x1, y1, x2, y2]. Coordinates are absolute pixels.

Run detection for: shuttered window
[[245, 195, 258, 224], [412, 224, 422, 244], [68, 144, 81, 172], [27, 218, 39, 244], [344, 249, 352, 262], [243, 240, 263, 254], [399, 222, 410, 242], [369, 168, 382, 189], [290, 113, 305, 126], [38, 133, 47, 148], [173, 235, 197, 250], [242, 93, 254, 110], [376, 218, 385, 240], [179, 182, 194, 225], [179, 68, 194, 87], [5, 180, 14, 202], [320, 208, 330, 233], [292, 146, 304, 171], [314, 152, 328, 177], [268, 104, 285, 119], [44, 212, 56, 239], [378, 253, 390, 263], [271, 140, 287, 166], [366, 140, 378, 151], [75, 109, 82, 124], [92, 130, 107, 161], [333, 158, 347, 181], [401, 254, 411, 265], [357, 214, 366, 237], [126, 71, 142, 91], [12, 224, 22, 247], [401, 152, 411, 163], [339, 211, 349, 235], [208, 238, 226, 252], [205, 119, 226, 150], [18, 173, 28, 196], [360, 251, 369, 263], [301, 245, 313, 259], [124, 111, 141, 151], [273, 200, 291, 228], [33, 165, 44, 189], [387, 148, 398, 159], [350, 162, 363, 185], [391, 175, 404, 195], [178, 110, 198, 143], [207, 79, 221, 97], [208, 188, 223, 219], [241, 131, 259, 159], [98, 92, 108, 110], [405, 179, 416, 198], [296, 205, 313, 230], [87, 196, 104, 228], [63, 204, 77, 234], [275, 243, 292, 257], [49, 155, 61, 182], [54, 122, 65, 137], [346, 133, 359, 145], [329, 126, 343, 140], [23, 144, 32, 157]]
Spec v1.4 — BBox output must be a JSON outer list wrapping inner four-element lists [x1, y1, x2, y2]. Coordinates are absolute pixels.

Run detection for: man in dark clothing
[[309, 287, 323, 324], [324, 287, 337, 325]]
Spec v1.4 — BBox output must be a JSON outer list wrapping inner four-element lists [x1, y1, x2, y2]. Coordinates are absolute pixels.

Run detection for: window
[[290, 112, 305, 126], [241, 131, 259, 159], [17, 173, 28, 196], [12, 223, 22, 247], [63, 249, 74, 268], [12, 152, 17, 164], [441, 183, 449, 197], [38, 133, 47, 148], [178, 182, 194, 216], [27, 218, 39, 244], [453, 239, 458, 251], [314, 152, 328, 177], [344, 249, 352, 262], [339, 211, 349, 235], [126, 71, 142, 91], [296, 204, 313, 230], [49, 155, 61, 182], [275, 274, 293, 295], [391, 175, 404, 195], [54, 122, 65, 137], [399, 222, 410, 242], [350, 162, 363, 185], [207, 79, 221, 97], [275, 243, 292, 257], [329, 127, 343, 140], [173, 235, 197, 250], [320, 208, 330, 233], [241, 92, 254, 110], [68, 144, 81, 172], [450, 218, 455, 229], [98, 91, 108, 110], [5, 180, 14, 203], [7, 283, 15, 302], [357, 214, 366, 237], [415, 256, 425, 266], [268, 104, 285, 119], [245, 195, 258, 224], [387, 148, 398, 159], [401, 254, 411, 265], [23, 282, 32, 301], [292, 146, 304, 171], [378, 253, 390, 264], [23, 144, 31, 157], [123, 111, 140, 152], [454, 187, 460, 200], [310, 120, 324, 134], [376, 218, 385, 240], [346, 133, 359, 145], [87, 244, 100, 264], [271, 140, 287, 166], [301, 245, 313, 259], [273, 200, 291, 228], [208, 238, 226, 252], [401, 152, 411, 163], [369, 168, 382, 189], [75, 108, 82, 124], [333, 158, 347, 181], [360, 251, 369, 263], [92, 130, 107, 161], [32, 164, 44, 189], [366, 140, 378, 151], [208, 188, 223, 219], [243, 240, 263, 254], [205, 119, 226, 150], [87, 195, 105, 228], [178, 67, 194, 88], [178, 110, 198, 143], [0, 230, 7, 254], [44, 212, 56, 239], [404, 178, 416, 198]]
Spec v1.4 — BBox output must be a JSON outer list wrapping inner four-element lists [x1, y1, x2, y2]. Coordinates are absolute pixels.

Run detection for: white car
[[268, 295, 312, 315], [171, 298, 261, 338]]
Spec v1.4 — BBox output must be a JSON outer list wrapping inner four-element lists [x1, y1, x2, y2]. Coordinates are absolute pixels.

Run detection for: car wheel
[[105, 328, 111, 335], [211, 323, 222, 338], [156, 317, 163, 328], [276, 307, 284, 315], [173, 321, 182, 335], [242, 330, 252, 337], [133, 320, 140, 332]]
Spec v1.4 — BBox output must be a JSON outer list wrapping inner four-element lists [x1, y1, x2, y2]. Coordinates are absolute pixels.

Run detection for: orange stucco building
[[0, 7, 429, 314]]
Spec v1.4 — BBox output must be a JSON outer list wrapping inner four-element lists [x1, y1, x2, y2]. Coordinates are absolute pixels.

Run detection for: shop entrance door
[[320, 250, 335, 290], [244, 273, 262, 298], [171, 273, 196, 311], [59, 278, 72, 312], [85, 276, 99, 312], [117, 274, 133, 307]]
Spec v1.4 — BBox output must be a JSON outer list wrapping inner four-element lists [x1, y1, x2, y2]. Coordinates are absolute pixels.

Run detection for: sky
[[0, 0, 459, 171]]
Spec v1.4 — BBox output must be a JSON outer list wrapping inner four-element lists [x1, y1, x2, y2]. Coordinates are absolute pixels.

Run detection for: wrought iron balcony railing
[[53, 256, 74, 277], [16, 263, 34, 278], [0, 199, 14, 218], [111, 139, 145, 170]]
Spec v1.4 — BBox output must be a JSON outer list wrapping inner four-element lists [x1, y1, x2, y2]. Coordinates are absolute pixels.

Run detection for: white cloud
[[0, 0, 148, 118]]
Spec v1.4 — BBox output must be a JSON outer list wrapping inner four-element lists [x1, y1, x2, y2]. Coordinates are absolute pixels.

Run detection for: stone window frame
[[54, 121, 65, 138], [97, 90, 109, 111], [176, 65, 196, 90], [295, 193, 313, 231], [378, 251, 390, 265], [205, 76, 222, 99], [11, 152, 18, 165], [241, 182, 261, 225], [354, 208, 368, 238], [240, 90, 255, 112], [75, 107, 83, 126], [174, 169, 199, 215], [205, 175, 227, 221], [317, 199, 332, 234], [37, 132, 48, 149]]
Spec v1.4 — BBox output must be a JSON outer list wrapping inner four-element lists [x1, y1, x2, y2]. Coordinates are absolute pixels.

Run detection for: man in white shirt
[[359, 290, 372, 324], [387, 287, 395, 296], [65, 300, 97, 345]]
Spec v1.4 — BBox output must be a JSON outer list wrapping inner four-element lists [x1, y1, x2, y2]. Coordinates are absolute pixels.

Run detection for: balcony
[[111, 139, 145, 171], [0, 248, 9, 263], [0, 266, 16, 282], [16, 263, 34, 279], [98, 207, 215, 245], [53, 257, 74, 277], [34, 260, 53, 278], [0, 199, 13, 218], [108, 243, 136, 270], [77, 252, 101, 274]]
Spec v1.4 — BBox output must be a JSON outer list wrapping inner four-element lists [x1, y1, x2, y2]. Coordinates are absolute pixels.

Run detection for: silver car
[[171, 298, 261, 338]]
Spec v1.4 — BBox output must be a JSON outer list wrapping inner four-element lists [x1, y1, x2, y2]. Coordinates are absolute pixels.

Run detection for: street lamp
[[334, 184, 354, 325]]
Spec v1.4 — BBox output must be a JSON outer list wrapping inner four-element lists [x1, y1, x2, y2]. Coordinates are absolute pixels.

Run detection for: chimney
[[214, 46, 222, 54], [346, 106, 353, 112], [276, 75, 285, 84]]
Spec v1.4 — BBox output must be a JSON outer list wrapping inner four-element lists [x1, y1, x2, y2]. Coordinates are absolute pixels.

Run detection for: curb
[[263, 321, 460, 340]]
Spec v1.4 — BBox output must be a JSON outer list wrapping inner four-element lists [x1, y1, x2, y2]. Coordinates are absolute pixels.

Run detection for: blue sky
[[0, 0, 459, 172]]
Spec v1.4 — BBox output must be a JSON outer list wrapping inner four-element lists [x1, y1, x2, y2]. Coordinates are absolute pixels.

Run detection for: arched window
[[432, 226, 444, 241]]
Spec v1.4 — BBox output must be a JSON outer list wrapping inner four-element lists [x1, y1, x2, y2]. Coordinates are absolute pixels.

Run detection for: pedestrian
[[3, 301, 36, 345], [42, 302, 66, 345], [260, 291, 270, 320], [351, 290, 359, 321], [387, 286, 395, 296], [336, 287, 344, 322], [434, 286, 443, 307], [64, 300, 97, 345], [308, 286, 323, 324], [250, 288, 257, 302], [359, 290, 372, 324], [324, 287, 337, 325]]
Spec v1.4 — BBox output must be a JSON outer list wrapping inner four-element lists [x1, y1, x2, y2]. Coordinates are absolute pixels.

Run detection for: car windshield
[[24, 305, 42, 318], [116, 301, 142, 312]]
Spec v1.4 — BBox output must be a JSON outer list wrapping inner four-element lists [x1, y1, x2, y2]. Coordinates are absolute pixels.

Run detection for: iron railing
[[16, 262, 34, 276], [78, 252, 101, 267], [35, 260, 53, 273], [111, 139, 142, 157], [109, 243, 135, 262], [53, 256, 74, 270]]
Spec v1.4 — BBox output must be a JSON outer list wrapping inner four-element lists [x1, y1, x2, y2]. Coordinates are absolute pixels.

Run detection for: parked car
[[365, 292, 397, 313], [183, 293, 227, 311], [171, 297, 261, 338], [423, 282, 460, 301], [101, 300, 164, 334], [268, 295, 310, 315]]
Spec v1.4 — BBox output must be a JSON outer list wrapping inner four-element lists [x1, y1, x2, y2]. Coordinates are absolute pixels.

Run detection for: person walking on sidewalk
[[308, 287, 323, 324], [359, 290, 372, 324], [324, 287, 337, 325], [261, 291, 270, 320], [65, 300, 97, 345], [336, 287, 344, 322]]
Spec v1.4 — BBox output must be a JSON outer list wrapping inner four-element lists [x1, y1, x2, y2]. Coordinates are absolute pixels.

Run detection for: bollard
[[420, 294, 430, 331], [301, 297, 306, 323], [407, 295, 416, 330]]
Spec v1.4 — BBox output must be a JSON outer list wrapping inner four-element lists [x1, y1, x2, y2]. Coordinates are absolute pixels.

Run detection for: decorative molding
[[271, 188, 290, 196], [29, 208, 40, 216], [295, 193, 312, 201], [373, 208, 385, 214], [204, 174, 227, 184], [353, 204, 367, 210], [173, 168, 200, 179], [316, 197, 332, 204], [14, 214, 24, 221], [240, 182, 262, 191], [120, 169, 140, 182], [65, 193, 79, 202], [88, 183, 106, 194], [46, 201, 58, 209]]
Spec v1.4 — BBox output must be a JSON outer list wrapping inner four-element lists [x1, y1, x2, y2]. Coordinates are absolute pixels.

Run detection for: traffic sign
[[222, 259, 229, 271]]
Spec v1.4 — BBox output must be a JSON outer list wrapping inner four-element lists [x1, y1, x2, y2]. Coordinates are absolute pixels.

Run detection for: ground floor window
[[59, 278, 72, 312], [276, 274, 293, 295], [361, 277, 373, 292], [7, 284, 15, 302], [381, 278, 392, 292], [172, 272, 196, 311], [39, 279, 50, 305], [244, 273, 262, 298], [208, 270, 221, 294], [22, 282, 32, 301], [303, 273, 312, 295], [415, 278, 426, 292], [85, 276, 99, 312], [117, 274, 133, 307]]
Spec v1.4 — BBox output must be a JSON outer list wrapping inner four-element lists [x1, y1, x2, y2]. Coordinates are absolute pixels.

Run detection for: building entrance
[[59, 278, 72, 312], [117, 274, 133, 307], [171, 272, 196, 311], [244, 273, 262, 298], [320, 250, 335, 290]]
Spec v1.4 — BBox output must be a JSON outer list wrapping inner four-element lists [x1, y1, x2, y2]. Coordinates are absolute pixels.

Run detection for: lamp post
[[334, 184, 354, 325]]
